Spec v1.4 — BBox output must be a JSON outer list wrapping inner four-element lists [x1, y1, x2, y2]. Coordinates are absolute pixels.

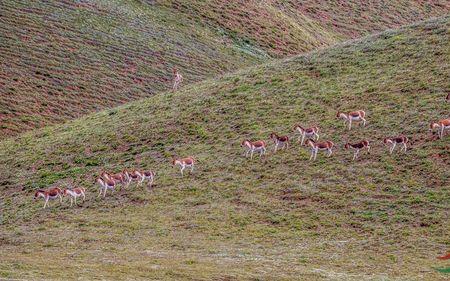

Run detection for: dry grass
[[0, 16, 449, 280], [164, 0, 450, 56], [1, 0, 449, 139], [0, 0, 261, 138]]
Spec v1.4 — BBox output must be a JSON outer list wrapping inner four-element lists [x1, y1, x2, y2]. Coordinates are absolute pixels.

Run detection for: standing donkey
[[430, 118, 450, 139], [305, 139, 334, 161], [336, 110, 366, 130], [172, 68, 183, 91], [383, 136, 408, 154], [293, 125, 319, 145], [63, 187, 86, 207], [269, 133, 289, 152], [173, 157, 195, 177], [34, 187, 63, 208], [344, 140, 370, 160], [241, 140, 267, 159]]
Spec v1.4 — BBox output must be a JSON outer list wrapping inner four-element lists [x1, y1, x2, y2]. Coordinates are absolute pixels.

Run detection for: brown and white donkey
[[241, 140, 267, 159], [305, 139, 334, 161], [337, 110, 366, 130], [344, 140, 370, 160], [34, 187, 63, 208]]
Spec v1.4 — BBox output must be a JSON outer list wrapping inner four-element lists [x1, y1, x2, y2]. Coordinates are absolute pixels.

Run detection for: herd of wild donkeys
[[34, 98, 450, 209]]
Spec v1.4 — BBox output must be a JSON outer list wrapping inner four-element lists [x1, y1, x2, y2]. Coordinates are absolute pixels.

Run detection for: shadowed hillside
[[1, 0, 449, 138], [276, 0, 450, 38], [164, 0, 450, 56], [1, 17, 449, 280]]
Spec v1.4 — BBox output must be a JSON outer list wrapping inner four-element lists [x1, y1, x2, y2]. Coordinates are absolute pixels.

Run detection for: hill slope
[[0, 0, 262, 138], [1, 16, 450, 280], [1, 0, 450, 138], [164, 0, 450, 56]]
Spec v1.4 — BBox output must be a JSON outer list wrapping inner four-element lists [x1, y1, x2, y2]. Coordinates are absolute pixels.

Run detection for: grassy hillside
[[275, 0, 450, 39], [164, 0, 450, 56], [1, 0, 450, 139], [161, 0, 340, 56], [0, 0, 262, 138], [1, 16, 450, 280]]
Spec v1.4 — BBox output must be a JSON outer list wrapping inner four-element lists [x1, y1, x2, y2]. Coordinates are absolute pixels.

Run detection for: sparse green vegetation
[[0, 16, 449, 280], [1, 0, 449, 138], [0, 0, 262, 138], [162, 0, 450, 58]]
